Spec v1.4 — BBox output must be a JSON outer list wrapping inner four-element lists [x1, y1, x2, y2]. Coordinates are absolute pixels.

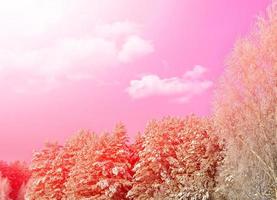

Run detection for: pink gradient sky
[[0, 0, 271, 161]]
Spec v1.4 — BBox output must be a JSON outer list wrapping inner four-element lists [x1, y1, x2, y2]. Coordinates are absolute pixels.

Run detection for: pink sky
[[0, 0, 271, 161]]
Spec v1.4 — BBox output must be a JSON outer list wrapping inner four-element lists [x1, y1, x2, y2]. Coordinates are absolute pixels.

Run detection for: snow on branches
[[25, 118, 223, 200], [128, 116, 224, 200], [213, 1, 277, 199]]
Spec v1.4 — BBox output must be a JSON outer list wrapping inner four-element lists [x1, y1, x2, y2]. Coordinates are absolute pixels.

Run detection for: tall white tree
[[213, 1, 277, 199]]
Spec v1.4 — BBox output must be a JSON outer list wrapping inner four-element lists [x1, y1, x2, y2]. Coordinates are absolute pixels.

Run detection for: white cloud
[[184, 65, 207, 79], [53, 37, 118, 70], [0, 37, 118, 77], [127, 75, 187, 98], [0, 21, 154, 93], [118, 35, 154, 63], [126, 65, 213, 103]]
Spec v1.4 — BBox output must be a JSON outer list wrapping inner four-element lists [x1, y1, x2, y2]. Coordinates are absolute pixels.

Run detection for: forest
[[0, 1, 276, 200]]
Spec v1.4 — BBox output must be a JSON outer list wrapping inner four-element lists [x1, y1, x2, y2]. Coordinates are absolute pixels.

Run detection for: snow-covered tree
[[213, 1, 277, 199], [42, 130, 93, 199], [129, 132, 144, 172], [64, 124, 133, 199], [63, 132, 100, 199], [128, 116, 223, 200], [25, 142, 62, 200]]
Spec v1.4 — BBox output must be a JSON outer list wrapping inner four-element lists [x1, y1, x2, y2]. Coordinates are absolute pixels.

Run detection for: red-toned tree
[[64, 124, 133, 199], [128, 116, 223, 200], [5, 161, 30, 200], [25, 142, 62, 200], [129, 132, 144, 172], [16, 181, 28, 200], [213, 1, 277, 199], [63, 132, 99, 199], [0, 162, 9, 178], [0, 161, 30, 200], [0, 173, 11, 200], [42, 130, 93, 199]]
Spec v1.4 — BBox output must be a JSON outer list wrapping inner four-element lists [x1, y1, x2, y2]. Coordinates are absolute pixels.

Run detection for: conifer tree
[[42, 130, 93, 199], [25, 142, 62, 200], [129, 132, 144, 171], [63, 132, 100, 199], [128, 116, 223, 200], [64, 124, 133, 199], [101, 123, 132, 199]]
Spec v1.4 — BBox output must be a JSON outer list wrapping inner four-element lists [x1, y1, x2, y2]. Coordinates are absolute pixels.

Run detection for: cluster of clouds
[[93, 21, 154, 63], [126, 65, 213, 103], [0, 4, 212, 103], [0, 21, 154, 92]]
